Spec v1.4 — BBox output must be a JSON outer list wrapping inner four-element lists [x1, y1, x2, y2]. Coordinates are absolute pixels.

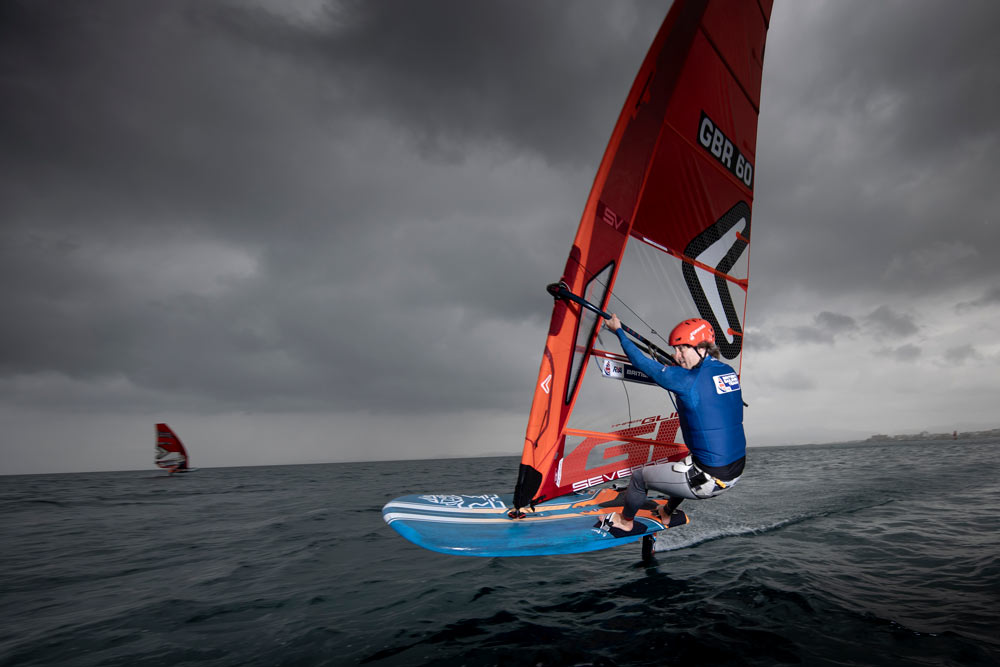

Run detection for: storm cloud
[[2, 0, 999, 473]]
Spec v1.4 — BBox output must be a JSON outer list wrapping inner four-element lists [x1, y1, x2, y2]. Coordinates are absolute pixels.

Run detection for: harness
[[659, 456, 740, 500]]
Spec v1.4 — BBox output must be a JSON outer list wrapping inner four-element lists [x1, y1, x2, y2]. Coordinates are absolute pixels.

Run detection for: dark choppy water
[[2, 439, 999, 666]]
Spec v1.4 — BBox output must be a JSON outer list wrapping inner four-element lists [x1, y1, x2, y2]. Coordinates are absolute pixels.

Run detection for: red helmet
[[669, 319, 715, 346]]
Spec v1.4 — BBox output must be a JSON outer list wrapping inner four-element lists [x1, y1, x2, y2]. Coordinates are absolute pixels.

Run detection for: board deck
[[382, 487, 686, 557]]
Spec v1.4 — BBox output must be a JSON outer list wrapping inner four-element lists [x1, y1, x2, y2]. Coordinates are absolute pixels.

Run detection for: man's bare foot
[[609, 511, 634, 531]]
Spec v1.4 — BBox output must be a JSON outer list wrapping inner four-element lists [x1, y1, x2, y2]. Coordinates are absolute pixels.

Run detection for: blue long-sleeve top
[[615, 328, 746, 475]]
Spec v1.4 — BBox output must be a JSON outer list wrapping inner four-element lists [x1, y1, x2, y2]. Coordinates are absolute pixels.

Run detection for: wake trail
[[654, 497, 897, 552]]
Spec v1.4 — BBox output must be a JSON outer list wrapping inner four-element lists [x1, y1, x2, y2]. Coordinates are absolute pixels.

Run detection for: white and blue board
[[382, 487, 684, 557]]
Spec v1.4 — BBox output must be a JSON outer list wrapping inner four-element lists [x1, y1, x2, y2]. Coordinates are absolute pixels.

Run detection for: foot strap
[[657, 506, 690, 529], [594, 513, 647, 538]]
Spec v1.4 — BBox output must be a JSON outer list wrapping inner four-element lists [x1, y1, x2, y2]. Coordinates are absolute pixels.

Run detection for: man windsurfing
[[598, 315, 747, 537]]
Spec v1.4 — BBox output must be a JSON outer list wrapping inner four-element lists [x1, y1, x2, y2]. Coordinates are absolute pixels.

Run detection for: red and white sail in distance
[[155, 423, 190, 473], [514, 0, 772, 510]]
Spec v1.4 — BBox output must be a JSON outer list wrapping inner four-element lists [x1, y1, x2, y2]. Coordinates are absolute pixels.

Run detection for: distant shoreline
[[864, 428, 1000, 443]]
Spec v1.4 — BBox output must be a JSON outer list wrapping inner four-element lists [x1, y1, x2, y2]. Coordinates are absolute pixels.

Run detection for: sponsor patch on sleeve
[[714, 372, 741, 394]]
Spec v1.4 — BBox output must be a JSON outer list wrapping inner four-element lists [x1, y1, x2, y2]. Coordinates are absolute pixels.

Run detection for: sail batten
[[514, 0, 771, 510], [637, 236, 750, 290]]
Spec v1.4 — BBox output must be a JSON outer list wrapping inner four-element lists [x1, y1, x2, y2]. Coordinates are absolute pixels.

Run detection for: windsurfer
[[600, 315, 746, 536]]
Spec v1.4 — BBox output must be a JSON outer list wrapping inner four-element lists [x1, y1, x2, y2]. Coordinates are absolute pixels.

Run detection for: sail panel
[[702, 0, 771, 111], [565, 264, 615, 404], [631, 28, 764, 251]]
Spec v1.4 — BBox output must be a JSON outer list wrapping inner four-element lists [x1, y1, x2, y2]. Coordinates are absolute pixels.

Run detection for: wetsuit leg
[[621, 467, 649, 521], [641, 458, 710, 500]]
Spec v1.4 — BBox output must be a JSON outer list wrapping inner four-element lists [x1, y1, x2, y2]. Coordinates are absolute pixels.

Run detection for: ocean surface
[[2, 438, 999, 667]]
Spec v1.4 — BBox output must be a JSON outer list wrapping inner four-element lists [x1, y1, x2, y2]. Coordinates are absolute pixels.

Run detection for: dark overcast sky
[[2, 0, 999, 473]]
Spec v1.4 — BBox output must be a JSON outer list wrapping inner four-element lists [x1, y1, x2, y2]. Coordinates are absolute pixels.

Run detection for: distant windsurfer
[[599, 315, 746, 537]]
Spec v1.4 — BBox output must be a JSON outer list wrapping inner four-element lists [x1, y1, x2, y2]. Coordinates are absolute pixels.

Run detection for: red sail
[[155, 422, 190, 472], [514, 0, 772, 509]]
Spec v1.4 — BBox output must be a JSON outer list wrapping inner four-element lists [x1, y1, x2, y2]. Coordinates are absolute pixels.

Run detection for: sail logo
[[597, 200, 628, 234], [540, 374, 552, 394], [564, 412, 683, 492], [611, 413, 678, 430], [570, 454, 678, 492], [601, 359, 624, 379], [698, 112, 753, 189], [418, 494, 507, 509], [682, 202, 751, 361], [714, 372, 741, 394]]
